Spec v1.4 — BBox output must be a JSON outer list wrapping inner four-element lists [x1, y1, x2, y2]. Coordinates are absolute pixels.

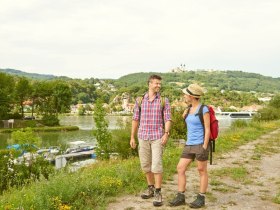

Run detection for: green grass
[[0, 120, 280, 209], [273, 191, 280, 204], [211, 167, 248, 182], [212, 186, 236, 193], [205, 192, 217, 202], [0, 145, 181, 210], [210, 180, 225, 186], [215, 120, 280, 155], [251, 135, 280, 160]]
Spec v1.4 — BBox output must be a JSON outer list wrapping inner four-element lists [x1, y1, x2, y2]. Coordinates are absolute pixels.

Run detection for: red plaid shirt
[[133, 93, 172, 140]]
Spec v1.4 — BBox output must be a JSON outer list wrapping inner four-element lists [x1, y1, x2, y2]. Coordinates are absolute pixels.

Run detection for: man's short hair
[[148, 74, 162, 85]]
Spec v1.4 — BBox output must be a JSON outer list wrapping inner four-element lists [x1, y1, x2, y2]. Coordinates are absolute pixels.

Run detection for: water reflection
[[59, 115, 131, 130], [0, 130, 96, 150]]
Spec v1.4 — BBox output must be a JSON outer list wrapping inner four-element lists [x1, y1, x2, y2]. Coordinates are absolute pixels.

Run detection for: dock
[[55, 150, 96, 169]]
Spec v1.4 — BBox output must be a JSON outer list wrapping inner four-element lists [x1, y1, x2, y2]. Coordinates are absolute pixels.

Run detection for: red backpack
[[185, 104, 219, 165], [197, 105, 219, 140]]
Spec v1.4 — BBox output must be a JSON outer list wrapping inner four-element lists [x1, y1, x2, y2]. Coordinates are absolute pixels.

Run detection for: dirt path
[[107, 129, 280, 210]]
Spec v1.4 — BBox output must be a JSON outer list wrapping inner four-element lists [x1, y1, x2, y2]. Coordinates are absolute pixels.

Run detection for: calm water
[[0, 115, 241, 150], [0, 115, 131, 150]]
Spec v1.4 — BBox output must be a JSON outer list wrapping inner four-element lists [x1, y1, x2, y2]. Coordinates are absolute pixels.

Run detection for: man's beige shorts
[[138, 138, 163, 173]]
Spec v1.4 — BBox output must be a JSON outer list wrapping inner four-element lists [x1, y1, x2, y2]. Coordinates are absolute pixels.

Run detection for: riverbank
[[1, 120, 280, 209], [0, 125, 79, 133]]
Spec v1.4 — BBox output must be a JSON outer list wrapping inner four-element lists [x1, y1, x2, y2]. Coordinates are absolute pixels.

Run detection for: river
[[0, 115, 131, 150], [0, 115, 240, 150]]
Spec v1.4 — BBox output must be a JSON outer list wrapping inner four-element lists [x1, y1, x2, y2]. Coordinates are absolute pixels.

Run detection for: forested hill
[[1, 68, 280, 93], [115, 70, 280, 93], [0, 68, 65, 80]]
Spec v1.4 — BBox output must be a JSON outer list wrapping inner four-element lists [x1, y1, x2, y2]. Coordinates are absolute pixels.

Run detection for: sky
[[1, 0, 280, 79]]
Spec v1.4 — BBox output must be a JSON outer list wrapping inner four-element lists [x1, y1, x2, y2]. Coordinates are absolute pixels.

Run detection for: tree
[[30, 81, 40, 118], [0, 73, 15, 119], [52, 81, 72, 116], [34, 80, 72, 125], [15, 77, 32, 118], [92, 99, 112, 160], [34, 81, 54, 116]]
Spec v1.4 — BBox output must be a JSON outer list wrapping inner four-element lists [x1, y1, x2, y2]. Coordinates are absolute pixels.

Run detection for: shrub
[[253, 106, 280, 121], [22, 120, 37, 128], [0, 150, 54, 194], [8, 112, 22, 120], [269, 94, 280, 109], [41, 115, 59, 126], [170, 107, 186, 140], [11, 127, 41, 150], [110, 118, 138, 159]]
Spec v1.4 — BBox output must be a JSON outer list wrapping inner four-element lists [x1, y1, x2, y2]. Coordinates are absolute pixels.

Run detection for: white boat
[[65, 141, 96, 154], [216, 112, 256, 119], [37, 146, 61, 162], [37, 146, 60, 155]]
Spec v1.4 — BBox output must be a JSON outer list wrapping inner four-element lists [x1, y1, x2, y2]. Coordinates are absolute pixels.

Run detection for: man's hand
[[161, 133, 169, 146], [130, 137, 137, 149]]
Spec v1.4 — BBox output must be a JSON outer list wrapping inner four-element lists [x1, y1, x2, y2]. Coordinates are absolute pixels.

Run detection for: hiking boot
[[141, 186, 155, 199], [169, 193, 186, 206], [153, 191, 163, 206], [189, 194, 205, 208]]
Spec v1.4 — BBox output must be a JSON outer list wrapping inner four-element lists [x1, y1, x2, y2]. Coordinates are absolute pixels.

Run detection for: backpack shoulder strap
[[196, 104, 205, 127], [136, 94, 145, 127], [136, 94, 145, 110], [160, 96, 166, 110], [160, 96, 167, 127]]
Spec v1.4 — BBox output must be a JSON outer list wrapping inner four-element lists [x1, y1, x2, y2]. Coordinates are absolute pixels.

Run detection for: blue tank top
[[185, 104, 209, 145]]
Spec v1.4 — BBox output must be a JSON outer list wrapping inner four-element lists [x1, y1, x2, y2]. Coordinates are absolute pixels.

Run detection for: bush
[[253, 106, 280, 121], [269, 94, 280, 109], [22, 120, 37, 128], [254, 94, 280, 121], [8, 112, 22, 120], [0, 150, 54, 194], [42, 115, 59, 126], [170, 107, 186, 140], [110, 118, 138, 159], [11, 127, 41, 149]]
